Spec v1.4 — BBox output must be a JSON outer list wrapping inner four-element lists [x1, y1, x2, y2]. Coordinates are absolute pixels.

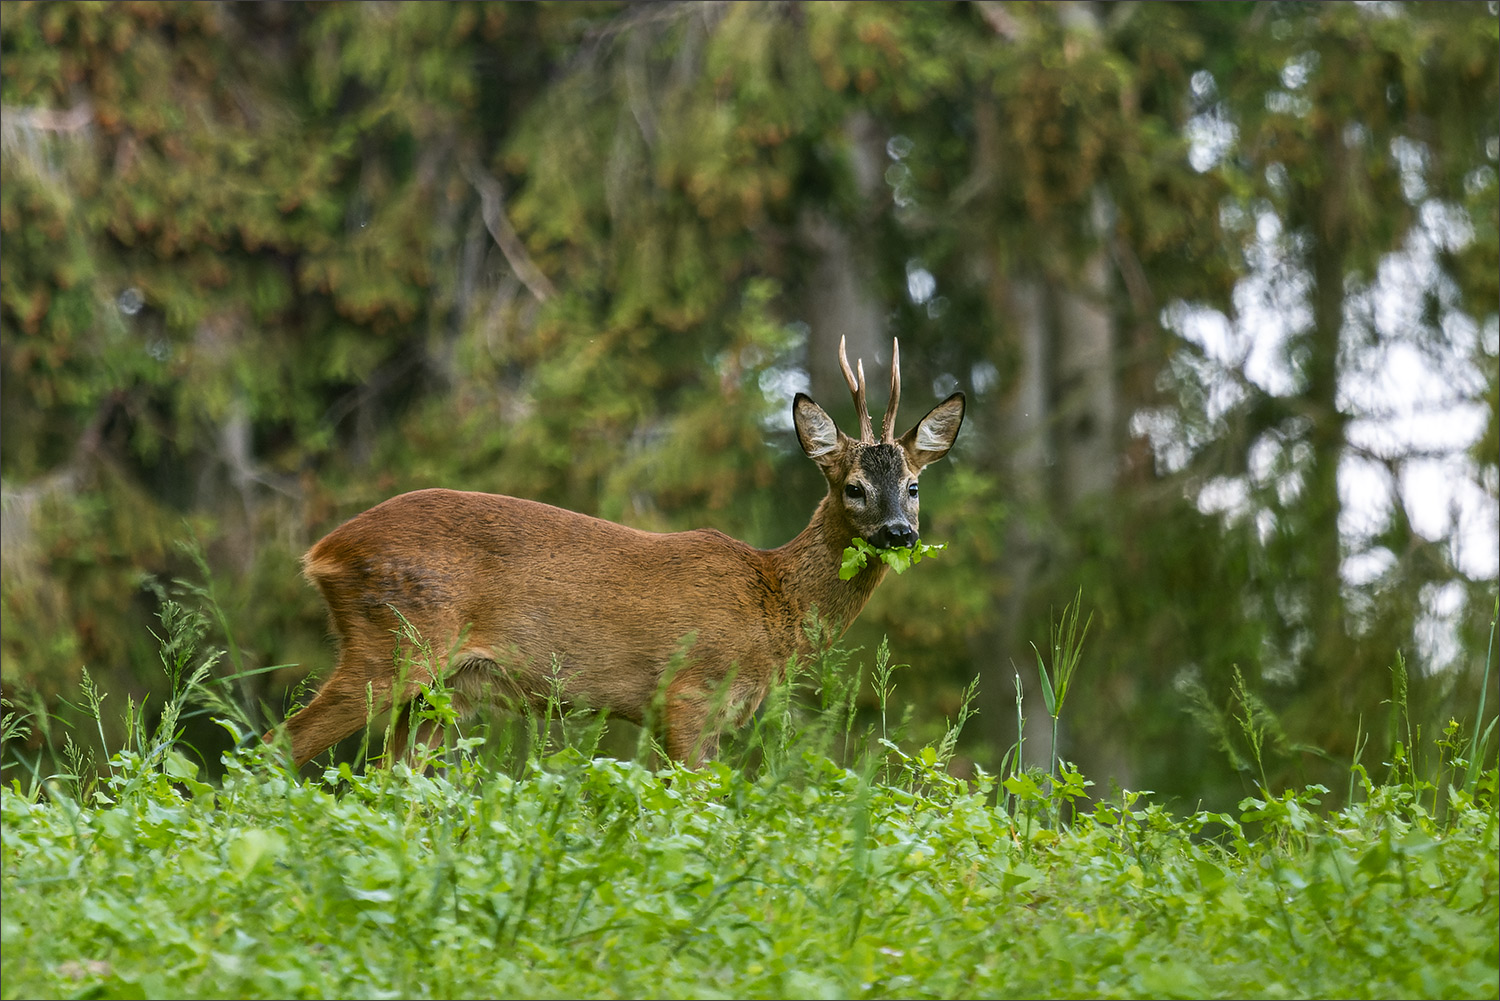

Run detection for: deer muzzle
[[868, 522, 918, 550]]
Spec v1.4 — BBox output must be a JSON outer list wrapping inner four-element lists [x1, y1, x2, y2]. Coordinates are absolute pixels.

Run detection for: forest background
[[1, 0, 1496, 812]]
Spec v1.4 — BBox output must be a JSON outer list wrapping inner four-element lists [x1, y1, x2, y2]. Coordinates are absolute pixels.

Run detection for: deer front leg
[[662, 674, 722, 767], [661, 662, 776, 766]]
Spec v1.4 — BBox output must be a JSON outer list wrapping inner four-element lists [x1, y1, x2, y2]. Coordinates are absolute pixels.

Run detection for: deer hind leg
[[382, 654, 499, 766], [272, 649, 422, 768], [385, 701, 448, 767], [275, 675, 387, 768]]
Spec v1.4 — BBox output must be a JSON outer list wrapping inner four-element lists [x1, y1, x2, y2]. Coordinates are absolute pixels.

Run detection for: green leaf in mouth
[[839, 537, 947, 581]]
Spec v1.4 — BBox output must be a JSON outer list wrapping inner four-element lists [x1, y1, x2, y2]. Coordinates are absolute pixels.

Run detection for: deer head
[[793, 337, 965, 552]]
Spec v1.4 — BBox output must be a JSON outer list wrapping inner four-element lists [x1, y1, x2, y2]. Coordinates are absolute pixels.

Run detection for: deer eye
[[844, 483, 865, 500], [907, 482, 919, 498]]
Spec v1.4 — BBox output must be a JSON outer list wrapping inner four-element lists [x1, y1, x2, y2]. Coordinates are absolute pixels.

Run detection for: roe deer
[[268, 337, 964, 767]]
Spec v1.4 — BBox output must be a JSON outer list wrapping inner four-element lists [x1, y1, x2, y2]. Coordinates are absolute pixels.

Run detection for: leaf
[[1194, 857, 1228, 890], [1032, 642, 1057, 718], [838, 537, 946, 580], [348, 887, 396, 903], [228, 828, 286, 880]]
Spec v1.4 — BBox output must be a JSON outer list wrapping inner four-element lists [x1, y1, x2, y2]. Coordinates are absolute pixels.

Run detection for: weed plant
[[1, 588, 1496, 1000]]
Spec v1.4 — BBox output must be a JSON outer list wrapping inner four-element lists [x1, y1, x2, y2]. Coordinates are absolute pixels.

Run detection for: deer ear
[[793, 394, 842, 462], [899, 392, 965, 469]]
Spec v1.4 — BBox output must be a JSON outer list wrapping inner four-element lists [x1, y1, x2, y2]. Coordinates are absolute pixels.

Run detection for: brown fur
[[267, 356, 964, 768]]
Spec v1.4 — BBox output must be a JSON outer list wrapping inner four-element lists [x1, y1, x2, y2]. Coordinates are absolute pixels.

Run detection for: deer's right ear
[[899, 392, 966, 469], [793, 394, 842, 462]]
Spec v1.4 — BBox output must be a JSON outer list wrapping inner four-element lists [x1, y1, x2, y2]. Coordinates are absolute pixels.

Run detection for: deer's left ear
[[899, 392, 965, 470], [793, 393, 852, 474], [793, 394, 839, 456]]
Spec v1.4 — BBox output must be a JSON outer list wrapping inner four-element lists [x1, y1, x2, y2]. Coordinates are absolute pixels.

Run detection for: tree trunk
[[1298, 122, 1354, 718], [1049, 193, 1130, 790], [970, 269, 1055, 771], [800, 112, 888, 416], [1053, 201, 1118, 508]]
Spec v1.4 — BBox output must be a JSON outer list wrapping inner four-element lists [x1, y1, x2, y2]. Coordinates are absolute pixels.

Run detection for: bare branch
[[973, 1, 1025, 41], [0, 101, 93, 136], [459, 155, 558, 304]]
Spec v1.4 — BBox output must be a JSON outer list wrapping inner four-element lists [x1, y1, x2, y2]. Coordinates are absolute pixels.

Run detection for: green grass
[[2, 598, 1497, 999]]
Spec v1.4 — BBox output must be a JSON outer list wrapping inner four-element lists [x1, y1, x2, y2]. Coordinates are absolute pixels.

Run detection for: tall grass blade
[[1463, 598, 1497, 794]]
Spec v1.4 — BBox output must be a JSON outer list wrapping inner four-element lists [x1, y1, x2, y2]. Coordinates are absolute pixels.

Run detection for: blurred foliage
[[2, 1, 1495, 810]]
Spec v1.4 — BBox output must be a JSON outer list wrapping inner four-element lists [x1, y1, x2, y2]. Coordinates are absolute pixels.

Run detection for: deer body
[[271, 339, 964, 768]]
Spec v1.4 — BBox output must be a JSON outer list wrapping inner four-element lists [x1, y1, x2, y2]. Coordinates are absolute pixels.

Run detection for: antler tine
[[879, 337, 901, 443], [837, 334, 859, 395], [838, 335, 874, 443]]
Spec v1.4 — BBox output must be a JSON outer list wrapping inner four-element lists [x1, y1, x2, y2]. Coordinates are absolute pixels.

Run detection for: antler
[[838, 336, 903, 444], [879, 337, 901, 444], [838, 335, 874, 443]]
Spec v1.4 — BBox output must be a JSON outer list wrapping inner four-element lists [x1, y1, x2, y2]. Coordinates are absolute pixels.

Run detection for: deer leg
[[662, 674, 721, 767], [386, 701, 448, 766], [276, 686, 380, 767], [270, 654, 397, 768]]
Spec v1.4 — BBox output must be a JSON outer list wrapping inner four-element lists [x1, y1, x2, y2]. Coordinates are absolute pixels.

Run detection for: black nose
[[869, 523, 918, 549]]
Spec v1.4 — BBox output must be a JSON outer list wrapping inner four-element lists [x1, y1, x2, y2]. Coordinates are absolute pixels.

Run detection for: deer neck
[[770, 495, 888, 646]]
